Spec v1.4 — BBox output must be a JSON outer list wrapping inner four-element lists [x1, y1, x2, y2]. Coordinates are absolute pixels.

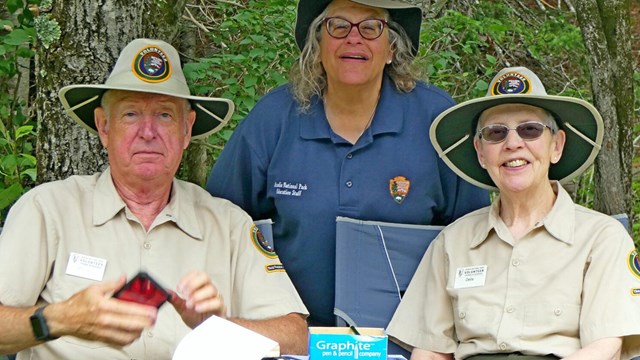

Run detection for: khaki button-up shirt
[[388, 182, 640, 359]]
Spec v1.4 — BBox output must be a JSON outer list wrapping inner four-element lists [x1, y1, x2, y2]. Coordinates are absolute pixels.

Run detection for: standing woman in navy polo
[[206, 0, 489, 327]]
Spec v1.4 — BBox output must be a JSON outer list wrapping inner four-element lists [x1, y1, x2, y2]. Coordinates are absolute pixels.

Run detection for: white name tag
[[65, 252, 107, 281], [454, 265, 487, 289]]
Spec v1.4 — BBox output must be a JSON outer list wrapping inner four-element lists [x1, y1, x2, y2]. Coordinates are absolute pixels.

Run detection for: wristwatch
[[30, 305, 58, 341]]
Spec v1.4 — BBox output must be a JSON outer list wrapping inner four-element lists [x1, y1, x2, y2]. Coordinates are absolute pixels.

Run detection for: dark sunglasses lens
[[481, 126, 509, 142], [517, 123, 545, 139]]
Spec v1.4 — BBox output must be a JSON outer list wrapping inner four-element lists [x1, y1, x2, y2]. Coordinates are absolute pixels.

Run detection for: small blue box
[[308, 327, 387, 360]]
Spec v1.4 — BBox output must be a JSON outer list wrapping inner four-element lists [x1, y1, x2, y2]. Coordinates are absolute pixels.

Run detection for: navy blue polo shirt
[[206, 75, 489, 325]]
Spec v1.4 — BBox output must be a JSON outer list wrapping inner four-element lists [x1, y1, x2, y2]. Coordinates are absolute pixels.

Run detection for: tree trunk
[[575, 0, 634, 225], [35, 0, 186, 183]]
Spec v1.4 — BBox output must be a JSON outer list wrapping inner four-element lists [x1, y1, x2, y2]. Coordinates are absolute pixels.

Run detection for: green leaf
[[0, 183, 23, 210], [4, 29, 32, 46], [15, 125, 34, 140], [7, 0, 24, 14]]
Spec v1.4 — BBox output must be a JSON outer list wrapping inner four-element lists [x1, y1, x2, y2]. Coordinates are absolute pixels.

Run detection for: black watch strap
[[30, 305, 59, 341]]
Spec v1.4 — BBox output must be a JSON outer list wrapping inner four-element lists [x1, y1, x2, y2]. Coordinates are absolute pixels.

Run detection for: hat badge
[[491, 71, 531, 96], [132, 45, 172, 83]]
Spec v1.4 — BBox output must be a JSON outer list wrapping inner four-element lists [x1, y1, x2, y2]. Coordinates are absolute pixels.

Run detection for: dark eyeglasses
[[477, 122, 553, 143], [323, 17, 388, 40]]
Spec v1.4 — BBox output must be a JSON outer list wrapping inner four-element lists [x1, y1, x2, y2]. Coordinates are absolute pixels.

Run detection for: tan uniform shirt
[[0, 168, 307, 360], [388, 182, 640, 359]]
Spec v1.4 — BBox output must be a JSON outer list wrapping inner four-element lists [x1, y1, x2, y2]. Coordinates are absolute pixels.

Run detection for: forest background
[[0, 0, 639, 245]]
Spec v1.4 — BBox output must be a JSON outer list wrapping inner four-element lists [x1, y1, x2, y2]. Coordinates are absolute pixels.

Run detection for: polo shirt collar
[[299, 74, 404, 140], [470, 181, 574, 248], [92, 167, 203, 240]]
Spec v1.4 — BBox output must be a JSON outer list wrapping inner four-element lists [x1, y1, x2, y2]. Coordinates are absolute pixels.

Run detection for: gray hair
[[289, 8, 421, 112]]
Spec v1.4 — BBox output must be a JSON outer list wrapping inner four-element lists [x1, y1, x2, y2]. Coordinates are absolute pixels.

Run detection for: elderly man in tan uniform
[[0, 38, 308, 359], [387, 67, 640, 359]]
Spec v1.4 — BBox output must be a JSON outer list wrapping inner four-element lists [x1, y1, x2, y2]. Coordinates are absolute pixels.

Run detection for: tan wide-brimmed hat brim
[[58, 38, 234, 140], [430, 94, 604, 191]]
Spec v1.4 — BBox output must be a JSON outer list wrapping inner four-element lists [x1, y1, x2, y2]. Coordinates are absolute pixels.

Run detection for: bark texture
[[575, 0, 634, 224], [35, 0, 186, 183]]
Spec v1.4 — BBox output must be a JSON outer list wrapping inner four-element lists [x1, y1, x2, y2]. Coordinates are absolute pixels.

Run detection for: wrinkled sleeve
[[226, 207, 307, 319], [0, 190, 54, 306], [578, 219, 640, 359], [387, 233, 457, 353]]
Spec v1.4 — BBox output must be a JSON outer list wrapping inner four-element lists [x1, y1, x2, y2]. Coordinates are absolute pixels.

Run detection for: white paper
[[172, 315, 279, 360]]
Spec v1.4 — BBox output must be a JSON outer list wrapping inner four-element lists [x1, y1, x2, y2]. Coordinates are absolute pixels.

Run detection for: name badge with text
[[454, 265, 487, 289], [65, 252, 107, 281]]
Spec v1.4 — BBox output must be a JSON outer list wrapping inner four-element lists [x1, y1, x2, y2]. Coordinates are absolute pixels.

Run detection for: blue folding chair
[[334, 217, 444, 358]]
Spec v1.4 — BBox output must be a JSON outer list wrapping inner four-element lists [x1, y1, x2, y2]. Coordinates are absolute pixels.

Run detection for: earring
[[386, 59, 392, 64], [480, 163, 486, 169]]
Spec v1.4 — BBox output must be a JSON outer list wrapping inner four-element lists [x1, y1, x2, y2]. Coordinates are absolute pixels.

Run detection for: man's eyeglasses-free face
[[323, 17, 388, 40], [477, 122, 554, 143]]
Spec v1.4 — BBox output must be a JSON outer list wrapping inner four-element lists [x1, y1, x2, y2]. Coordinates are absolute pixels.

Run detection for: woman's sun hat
[[58, 38, 234, 140], [430, 66, 604, 191], [294, 0, 423, 55]]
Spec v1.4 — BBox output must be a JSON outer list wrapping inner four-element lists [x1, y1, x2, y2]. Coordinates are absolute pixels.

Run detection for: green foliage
[[183, 0, 297, 158], [0, 0, 38, 225], [417, 3, 589, 103]]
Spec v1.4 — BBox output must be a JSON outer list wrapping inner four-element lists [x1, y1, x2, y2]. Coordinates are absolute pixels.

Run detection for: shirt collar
[[92, 167, 203, 240], [469, 181, 574, 248], [299, 74, 404, 140]]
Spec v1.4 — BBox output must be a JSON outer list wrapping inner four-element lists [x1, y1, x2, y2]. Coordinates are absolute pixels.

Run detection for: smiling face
[[94, 90, 195, 186], [320, 0, 393, 90], [473, 103, 566, 194]]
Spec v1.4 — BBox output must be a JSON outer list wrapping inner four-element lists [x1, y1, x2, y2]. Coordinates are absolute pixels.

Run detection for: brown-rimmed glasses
[[323, 17, 388, 40]]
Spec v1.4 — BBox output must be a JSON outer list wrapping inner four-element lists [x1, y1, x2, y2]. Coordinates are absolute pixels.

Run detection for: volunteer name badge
[[65, 252, 107, 281], [454, 265, 487, 289]]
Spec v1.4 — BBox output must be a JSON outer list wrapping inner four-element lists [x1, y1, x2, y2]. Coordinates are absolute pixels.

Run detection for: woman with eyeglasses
[[205, 0, 489, 332], [388, 67, 640, 359]]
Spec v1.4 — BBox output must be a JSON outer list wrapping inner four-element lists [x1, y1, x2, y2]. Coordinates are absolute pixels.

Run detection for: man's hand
[[168, 270, 226, 329], [47, 276, 159, 346]]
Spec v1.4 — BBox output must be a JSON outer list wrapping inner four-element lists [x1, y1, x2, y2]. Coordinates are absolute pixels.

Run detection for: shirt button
[[459, 312, 466, 319], [346, 153, 353, 159], [511, 259, 520, 266], [346, 181, 353, 188], [143, 242, 151, 250], [499, 343, 508, 350], [506, 306, 515, 313], [147, 330, 153, 337], [554, 308, 562, 316]]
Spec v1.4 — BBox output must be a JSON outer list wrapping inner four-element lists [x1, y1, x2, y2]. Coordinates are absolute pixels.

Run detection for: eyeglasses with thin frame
[[477, 121, 554, 143], [323, 17, 388, 40]]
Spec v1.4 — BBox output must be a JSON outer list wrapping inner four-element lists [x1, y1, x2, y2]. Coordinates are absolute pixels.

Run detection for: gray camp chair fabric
[[612, 213, 631, 233], [335, 216, 444, 358]]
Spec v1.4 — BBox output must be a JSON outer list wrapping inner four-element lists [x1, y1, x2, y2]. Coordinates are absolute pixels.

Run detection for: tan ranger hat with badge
[[430, 66, 604, 191], [58, 38, 234, 140]]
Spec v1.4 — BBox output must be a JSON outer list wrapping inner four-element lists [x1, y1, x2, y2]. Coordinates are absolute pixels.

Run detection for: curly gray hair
[[289, 8, 421, 112]]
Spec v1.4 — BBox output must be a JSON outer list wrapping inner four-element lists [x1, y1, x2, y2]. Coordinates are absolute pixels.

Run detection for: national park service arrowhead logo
[[389, 176, 410, 204]]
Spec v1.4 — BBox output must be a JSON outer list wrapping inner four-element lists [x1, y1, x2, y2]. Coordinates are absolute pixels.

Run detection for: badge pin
[[132, 45, 171, 83], [389, 176, 411, 204]]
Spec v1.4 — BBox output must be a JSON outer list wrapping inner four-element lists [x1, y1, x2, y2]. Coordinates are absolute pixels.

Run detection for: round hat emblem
[[132, 46, 171, 83]]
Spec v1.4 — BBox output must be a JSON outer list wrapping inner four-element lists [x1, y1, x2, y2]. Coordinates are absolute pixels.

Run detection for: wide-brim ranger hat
[[294, 0, 423, 55], [430, 66, 604, 192], [58, 38, 234, 140]]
